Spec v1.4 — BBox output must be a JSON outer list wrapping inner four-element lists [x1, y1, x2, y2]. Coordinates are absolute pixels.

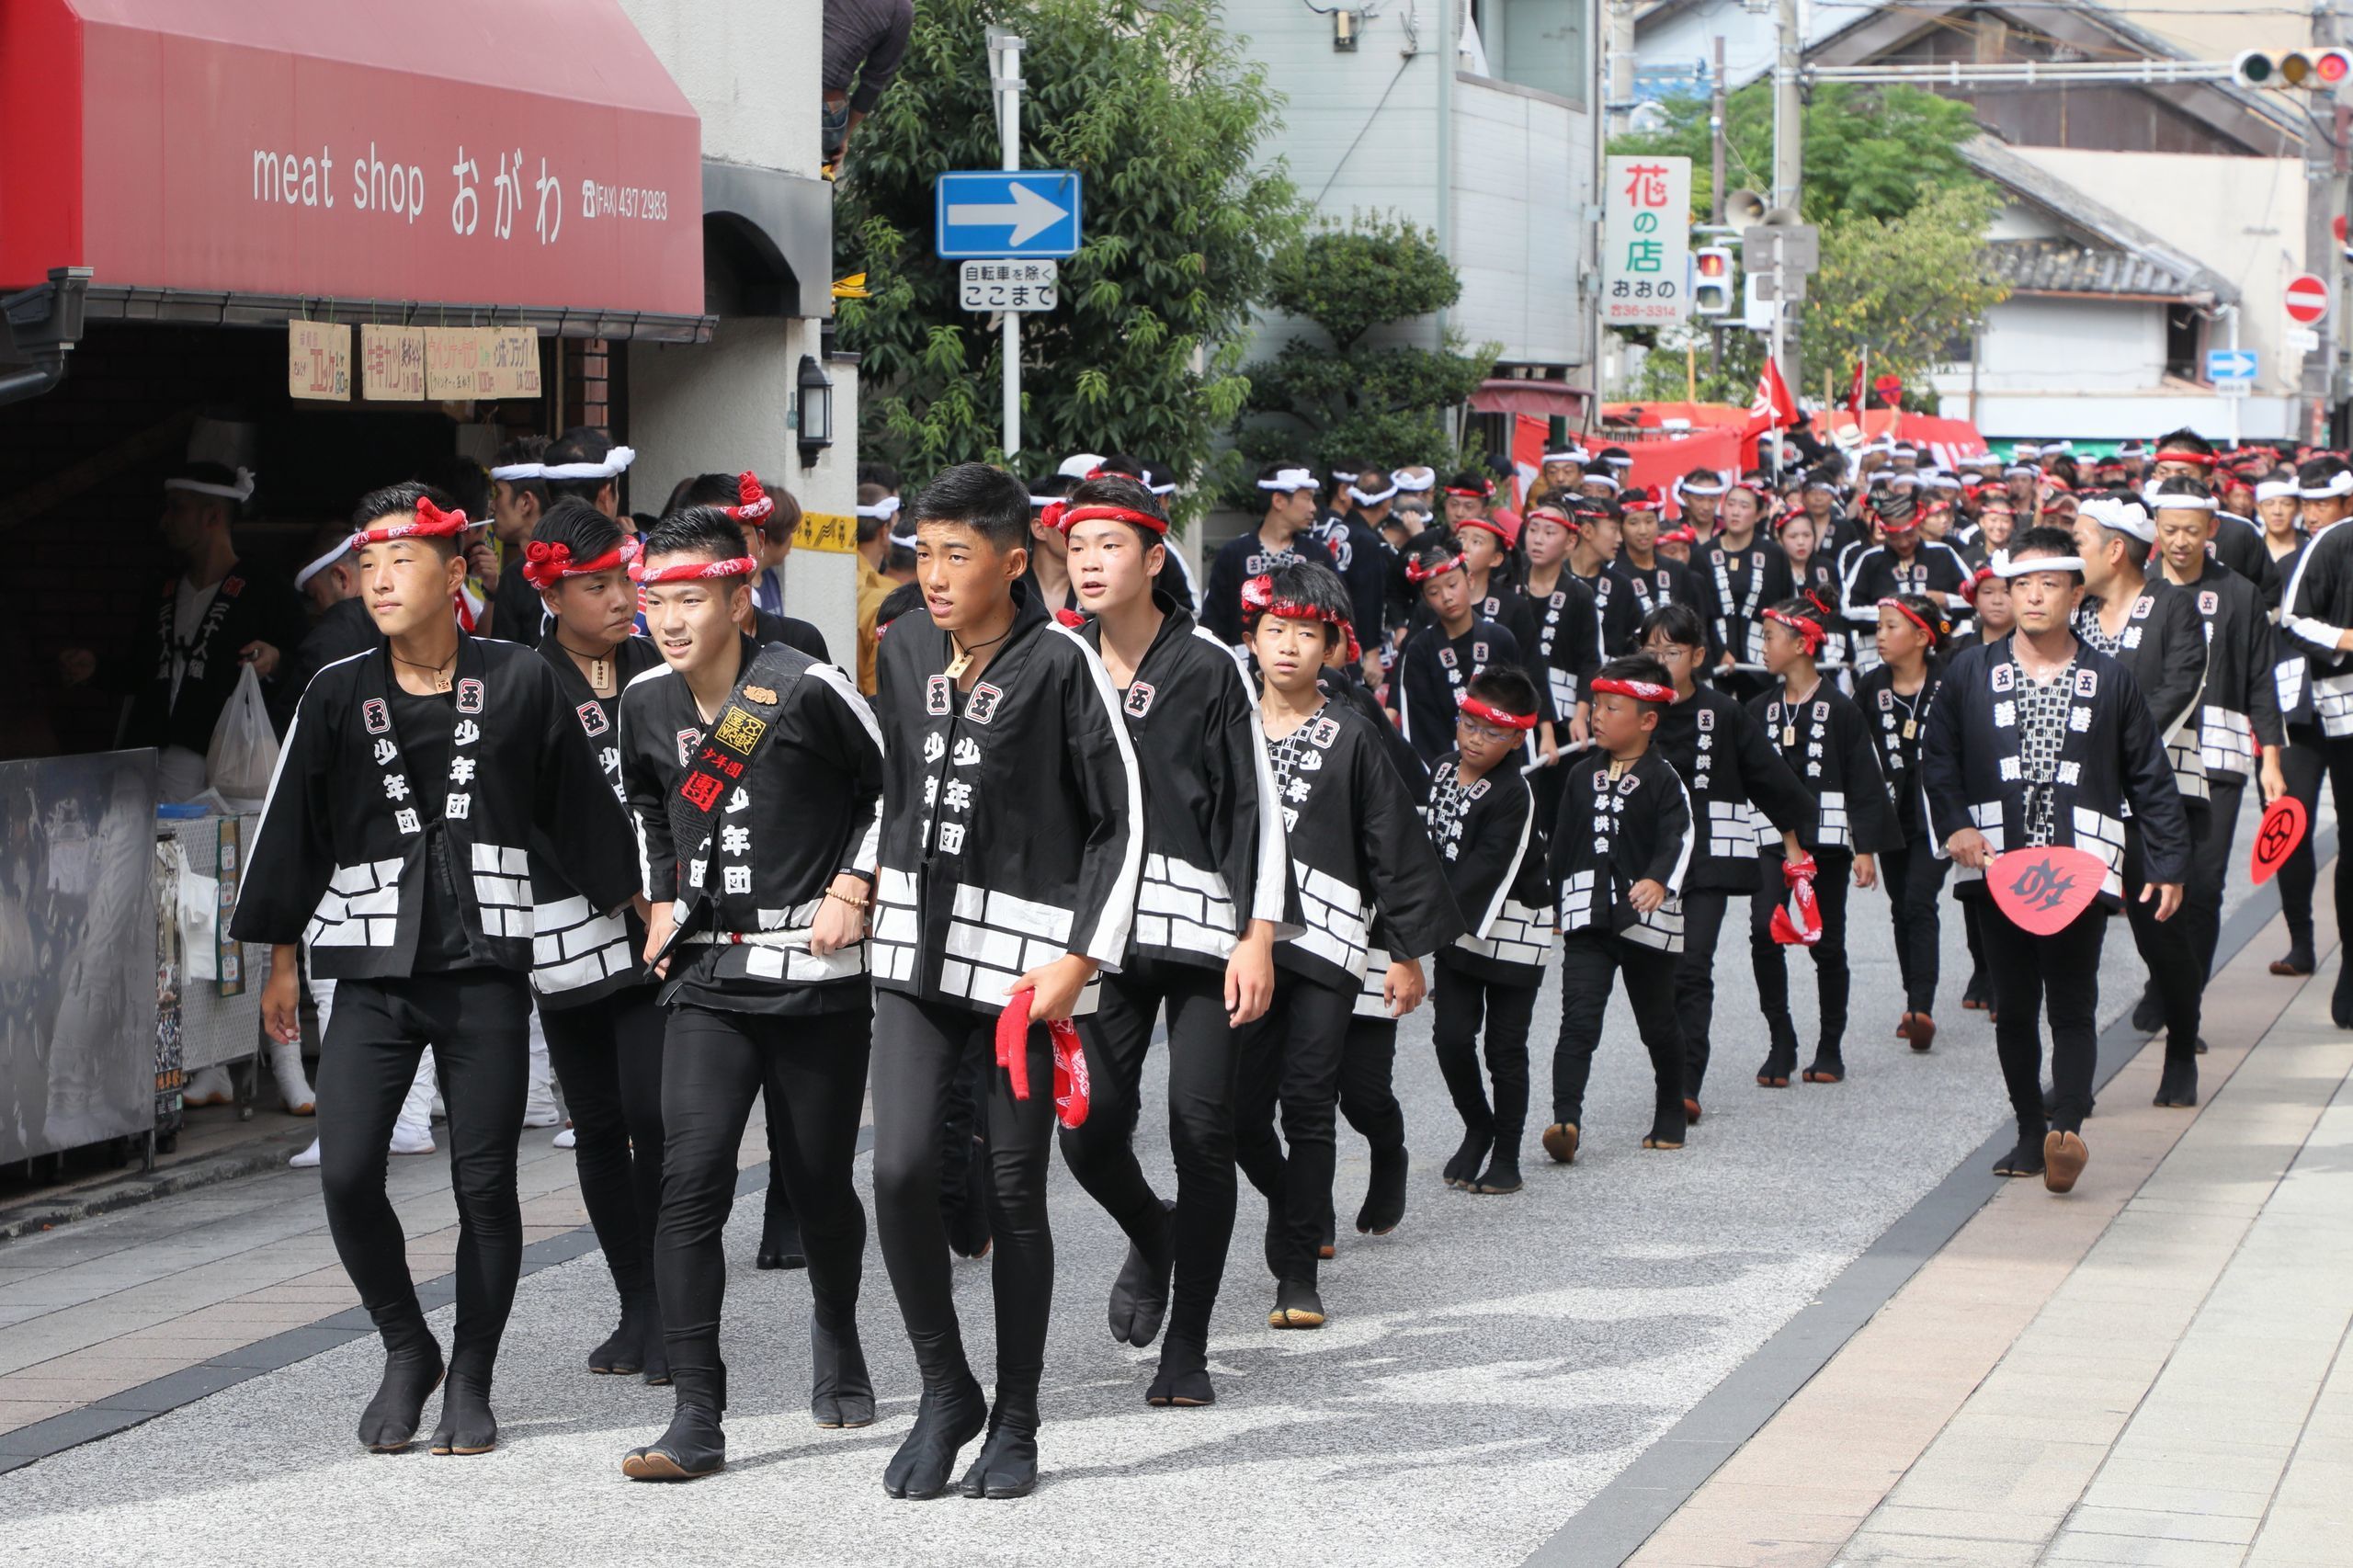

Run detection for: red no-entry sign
[[2286, 273, 2332, 324]]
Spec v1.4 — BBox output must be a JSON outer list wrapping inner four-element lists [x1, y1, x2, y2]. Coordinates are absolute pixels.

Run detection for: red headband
[[351, 495, 469, 549], [1444, 485, 1491, 500], [1658, 526, 1697, 546], [724, 472, 774, 524], [1056, 503, 1168, 536], [632, 554, 757, 585], [1526, 506, 1579, 534], [1458, 696, 1538, 732], [1763, 606, 1826, 653], [2154, 449, 2217, 469], [1456, 514, 1513, 545], [1591, 676, 1674, 703], [1877, 596, 1939, 640], [1620, 493, 1661, 517], [1240, 574, 1359, 662], [1959, 566, 1997, 605], [1876, 510, 1920, 535], [1405, 551, 1465, 585], [521, 535, 643, 590]]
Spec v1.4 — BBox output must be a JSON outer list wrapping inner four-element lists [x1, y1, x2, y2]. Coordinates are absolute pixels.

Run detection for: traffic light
[[2234, 48, 2353, 88], [1692, 247, 1735, 317]]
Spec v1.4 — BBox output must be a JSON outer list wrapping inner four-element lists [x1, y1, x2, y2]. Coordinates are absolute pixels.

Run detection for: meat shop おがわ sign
[[1603, 156, 1692, 327]]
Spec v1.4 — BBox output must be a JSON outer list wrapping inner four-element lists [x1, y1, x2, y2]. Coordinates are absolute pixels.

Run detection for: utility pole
[[988, 29, 1026, 460], [1711, 36, 1727, 381], [1607, 0, 1639, 137], [1771, 0, 1803, 394]]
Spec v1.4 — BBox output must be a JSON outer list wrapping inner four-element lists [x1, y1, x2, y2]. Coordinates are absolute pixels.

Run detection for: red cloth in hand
[[996, 988, 1090, 1128]]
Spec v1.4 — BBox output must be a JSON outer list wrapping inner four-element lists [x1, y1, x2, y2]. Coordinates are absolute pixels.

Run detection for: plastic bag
[[205, 664, 279, 805]]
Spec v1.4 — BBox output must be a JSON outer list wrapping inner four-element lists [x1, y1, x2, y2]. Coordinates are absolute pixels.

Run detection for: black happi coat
[[1086, 600, 1290, 970], [1748, 680, 1897, 856], [1199, 530, 1336, 646], [1573, 561, 1644, 656], [1699, 534, 1795, 669], [1261, 699, 1463, 991], [1921, 636, 2190, 907], [1549, 746, 1696, 952], [2075, 579, 2210, 812], [870, 585, 1142, 1016], [1790, 556, 1851, 670], [1521, 571, 1603, 726], [269, 597, 378, 731], [1315, 514, 1393, 651], [1840, 540, 1973, 672], [619, 635, 882, 1014], [2269, 538, 2318, 734], [2172, 561, 2282, 787], [232, 637, 638, 979], [1425, 753, 1550, 985], [2209, 513, 2279, 609], [2280, 525, 2353, 738], [129, 561, 308, 750], [1395, 616, 1524, 764], [1653, 685, 1815, 892], [1852, 658, 1945, 844], [1611, 553, 1701, 631], [526, 634, 665, 1007]]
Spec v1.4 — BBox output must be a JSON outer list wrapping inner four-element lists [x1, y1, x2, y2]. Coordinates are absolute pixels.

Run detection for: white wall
[[1454, 75, 1588, 364], [1949, 391, 2302, 443], [617, 0, 822, 178], [1968, 296, 2168, 393]]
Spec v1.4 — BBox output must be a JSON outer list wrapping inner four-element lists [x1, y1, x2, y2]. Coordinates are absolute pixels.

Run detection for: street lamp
[[796, 353, 833, 467]]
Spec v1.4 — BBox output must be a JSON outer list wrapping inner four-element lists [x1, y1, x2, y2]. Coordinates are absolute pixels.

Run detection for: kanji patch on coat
[[1697, 707, 1715, 731], [1124, 681, 1155, 718], [2075, 668, 2099, 699], [363, 698, 391, 734], [456, 677, 485, 714], [713, 707, 767, 753], [2200, 590, 2218, 615], [965, 682, 1004, 724], [1308, 716, 1341, 749], [926, 675, 951, 716], [676, 728, 702, 767], [576, 700, 608, 737], [1991, 663, 2016, 692]]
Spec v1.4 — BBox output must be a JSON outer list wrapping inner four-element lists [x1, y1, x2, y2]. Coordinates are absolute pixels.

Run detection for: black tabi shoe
[[881, 1364, 986, 1500], [1356, 1145, 1409, 1234], [2334, 966, 2353, 1029], [956, 1398, 1040, 1500], [2042, 1130, 2088, 1194], [1903, 1012, 1938, 1052], [1146, 1339, 1215, 1408], [756, 1210, 807, 1271], [1643, 1102, 1688, 1151], [1267, 1278, 1325, 1330], [1961, 975, 1989, 1011], [1318, 1214, 1336, 1262], [1802, 1051, 1846, 1085], [1442, 1127, 1493, 1188], [621, 1403, 726, 1481], [2131, 984, 2165, 1036], [2271, 945, 2315, 978], [358, 1343, 445, 1453], [427, 1372, 497, 1457], [1471, 1155, 1523, 1195], [2153, 1059, 2199, 1108], [589, 1290, 654, 1375], [1108, 1199, 1176, 1348], [2041, 1085, 2094, 1121], [1756, 1045, 1797, 1088], [811, 1316, 876, 1429], [1991, 1138, 2047, 1178], [1540, 1122, 1580, 1165], [2195, 1036, 2210, 1056]]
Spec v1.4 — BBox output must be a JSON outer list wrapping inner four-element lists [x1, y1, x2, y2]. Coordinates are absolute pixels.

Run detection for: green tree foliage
[[1612, 82, 1985, 222], [832, 0, 1302, 523], [1237, 217, 1494, 483]]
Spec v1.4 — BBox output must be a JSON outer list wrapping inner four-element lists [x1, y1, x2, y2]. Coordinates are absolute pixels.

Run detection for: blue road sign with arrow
[[935, 170, 1083, 260], [2206, 347, 2257, 383]]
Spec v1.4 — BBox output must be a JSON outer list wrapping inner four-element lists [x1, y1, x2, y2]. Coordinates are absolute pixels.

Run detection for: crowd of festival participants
[[199, 411, 2353, 1494]]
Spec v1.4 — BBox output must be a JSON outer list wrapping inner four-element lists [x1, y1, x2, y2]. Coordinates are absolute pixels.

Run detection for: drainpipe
[[0, 267, 93, 408]]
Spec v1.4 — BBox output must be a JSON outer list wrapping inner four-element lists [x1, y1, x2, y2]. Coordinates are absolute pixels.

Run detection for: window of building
[[1469, 0, 1586, 107], [2165, 304, 2201, 382]]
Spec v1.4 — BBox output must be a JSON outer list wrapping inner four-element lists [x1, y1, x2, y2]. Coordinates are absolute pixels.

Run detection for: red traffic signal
[[2235, 48, 2353, 87]]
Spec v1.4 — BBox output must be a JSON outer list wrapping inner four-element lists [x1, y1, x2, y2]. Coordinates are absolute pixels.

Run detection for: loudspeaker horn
[[1762, 205, 1802, 226], [1725, 187, 1768, 225]]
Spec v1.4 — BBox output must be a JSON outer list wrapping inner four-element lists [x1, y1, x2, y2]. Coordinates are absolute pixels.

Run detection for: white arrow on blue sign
[[935, 171, 1083, 260], [2206, 347, 2258, 382]]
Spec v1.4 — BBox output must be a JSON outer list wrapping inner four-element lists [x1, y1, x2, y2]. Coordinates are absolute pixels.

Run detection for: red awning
[[1471, 380, 1593, 420], [0, 0, 705, 330]]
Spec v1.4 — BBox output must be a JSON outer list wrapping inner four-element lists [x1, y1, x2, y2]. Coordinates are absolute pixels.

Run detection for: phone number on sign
[[1605, 304, 1687, 322]]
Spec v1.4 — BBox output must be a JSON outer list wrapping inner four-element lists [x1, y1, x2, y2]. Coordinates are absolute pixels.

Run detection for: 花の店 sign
[[1603, 155, 1692, 327]]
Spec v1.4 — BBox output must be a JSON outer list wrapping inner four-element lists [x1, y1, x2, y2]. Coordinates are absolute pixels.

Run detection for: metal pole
[[1710, 36, 1727, 383], [995, 33, 1025, 461], [1435, 0, 1454, 358], [2226, 304, 2242, 449], [1772, 0, 1803, 392]]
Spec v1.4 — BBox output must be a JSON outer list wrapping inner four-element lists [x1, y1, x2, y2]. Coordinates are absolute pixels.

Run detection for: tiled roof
[[1985, 237, 2209, 299]]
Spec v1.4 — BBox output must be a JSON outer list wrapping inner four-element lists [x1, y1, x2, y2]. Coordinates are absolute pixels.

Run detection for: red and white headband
[[1591, 676, 1674, 703], [1459, 696, 1538, 733], [1240, 574, 1358, 661], [521, 535, 643, 590], [1877, 596, 1939, 639], [1056, 503, 1169, 536], [1763, 606, 1826, 653], [1404, 551, 1466, 584], [165, 467, 256, 503], [725, 472, 776, 524], [632, 553, 757, 585], [2153, 448, 2216, 469], [351, 496, 469, 549]]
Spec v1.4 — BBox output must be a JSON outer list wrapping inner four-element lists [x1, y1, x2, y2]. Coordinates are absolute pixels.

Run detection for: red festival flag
[[1748, 357, 1798, 436]]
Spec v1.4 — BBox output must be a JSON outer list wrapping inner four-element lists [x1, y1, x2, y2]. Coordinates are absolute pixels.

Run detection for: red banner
[[0, 0, 704, 316]]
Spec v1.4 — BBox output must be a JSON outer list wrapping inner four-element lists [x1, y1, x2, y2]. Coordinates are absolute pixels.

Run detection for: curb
[[0, 1132, 316, 1246]]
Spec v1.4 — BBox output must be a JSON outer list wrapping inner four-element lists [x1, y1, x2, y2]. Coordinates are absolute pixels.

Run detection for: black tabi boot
[[1107, 1198, 1176, 1348], [2335, 964, 2353, 1029], [1442, 1127, 1492, 1188], [1356, 1144, 1409, 1234], [2153, 1055, 2199, 1108], [957, 1387, 1040, 1500], [428, 1369, 497, 1456], [588, 1287, 652, 1375], [622, 1358, 727, 1483], [357, 1296, 444, 1453], [2131, 981, 2165, 1035], [1992, 1129, 2048, 1178], [1644, 1091, 1688, 1151], [1267, 1277, 1325, 1330], [1145, 1336, 1214, 1408], [756, 1199, 806, 1271], [1756, 1028, 1799, 1088], [1802, 1046, 1846, 1085], [881, 1329, 986, 1500], [810, 1311, 876, 1429]]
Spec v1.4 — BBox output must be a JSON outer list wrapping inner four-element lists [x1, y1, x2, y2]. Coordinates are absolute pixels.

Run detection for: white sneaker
[[289, 1137, 322, 1168], [390, 1125, 437, 1156], [552, 1124, 576, 1149], [268, 1039, 314, 1116], [184, 1066, 234, 1107], [431, 1095, 449, 1121]]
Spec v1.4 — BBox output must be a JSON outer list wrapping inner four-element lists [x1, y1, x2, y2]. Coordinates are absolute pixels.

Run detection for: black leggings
[[1980, 897, 2106, 1137], [1233, 971, 1356, 1288], [872, 990, 1056, 1400], [315, 970, 530, 1381], [1430, 963, 1540, 1155], [763, 1025, 984, 1241], [2121, 821, 2202, 1065], [540, 986, 666, 1301], [1672, 889, 1732, 1096], [1750, 848, 1853, 1056], [2278, 733, 2325, 951], [1059, 959, 1237, 1353], [1552, 930, 1684, 1129], [1339, 1016, 1405, 1154], [654, 1003, 871, 1409], [1881, 836, 1949, 1015], [2183, 777, 2245, 985]]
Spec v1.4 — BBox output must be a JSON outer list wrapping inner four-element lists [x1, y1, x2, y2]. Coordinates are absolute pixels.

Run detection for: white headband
[[2083, 496, 2155, 541], [2002, 464, 2038, 479], [1057, 453, 1106, 481], [489, 462, 544, 482], [539, 446, 636, 480], [2146, 493, 2218, 515], [1677, 477, 1725, 497], [2304, 472, 2353, 499], [2256, 480, 2302, 502], [293, 540, 351, 590], [1147, 478, 1177, 496], [1602, 453, 1633, 471], [1348, 483, 1398, 506], [856, 496, 903, 520], [164, 467, 256, 503], [1541, 449, 1588, 466], [1392, 468, 1436, 493], [1029, 494, 1065, 508], [1257, 468, 1317, 492], [1583, 472, 1622, 493], [1995, 552, 2086, 578]]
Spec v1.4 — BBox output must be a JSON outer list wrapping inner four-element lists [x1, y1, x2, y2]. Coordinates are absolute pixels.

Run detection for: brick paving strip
[[1528, 875, 2350, 1568]]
